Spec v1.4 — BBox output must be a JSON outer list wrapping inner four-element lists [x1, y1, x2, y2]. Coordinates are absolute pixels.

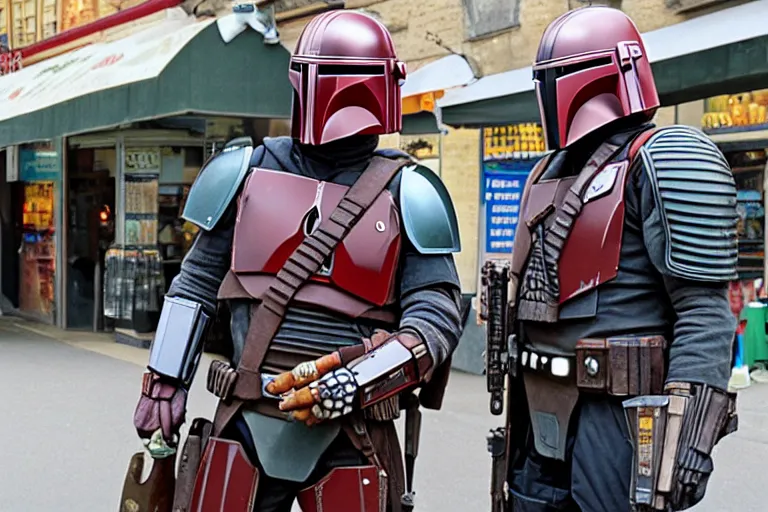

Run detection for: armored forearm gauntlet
[[272, 329, 433, 423], [147, 296, 212, 388], [345, 329, 432, 409], [623, 382, 738, 511]]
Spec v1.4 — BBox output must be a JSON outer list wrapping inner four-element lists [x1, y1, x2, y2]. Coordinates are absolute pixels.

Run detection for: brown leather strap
[[212, 156, 410, 435]]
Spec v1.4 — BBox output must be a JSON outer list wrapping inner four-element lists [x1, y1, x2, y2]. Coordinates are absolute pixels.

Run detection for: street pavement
[[0, 317, 766, 511]]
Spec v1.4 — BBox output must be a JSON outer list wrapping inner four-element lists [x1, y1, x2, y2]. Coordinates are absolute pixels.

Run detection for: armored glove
[[267, 329, 431, 426], [623, 382, 737, 511], [665, 382, 737, 510], [133, 371, 188, 454]]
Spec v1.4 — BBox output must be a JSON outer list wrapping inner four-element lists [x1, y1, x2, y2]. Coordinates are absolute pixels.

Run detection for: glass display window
[[19, 181, 56, 321]]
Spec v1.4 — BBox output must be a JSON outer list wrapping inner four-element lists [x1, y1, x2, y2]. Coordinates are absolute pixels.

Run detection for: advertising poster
[[480, 124, 547, 255], [482, 160, 532, 254], [19, 143, 61, 181]]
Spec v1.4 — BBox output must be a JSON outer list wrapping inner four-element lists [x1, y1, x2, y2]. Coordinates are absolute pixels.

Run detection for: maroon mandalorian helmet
[[289, 10, 407, 146], [533, 6, 660, 149]]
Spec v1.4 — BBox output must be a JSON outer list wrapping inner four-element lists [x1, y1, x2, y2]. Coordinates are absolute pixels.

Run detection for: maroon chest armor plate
[[558, 160, 630, 302], [231, 169, 401, 309], [516, 145, 631, 321]]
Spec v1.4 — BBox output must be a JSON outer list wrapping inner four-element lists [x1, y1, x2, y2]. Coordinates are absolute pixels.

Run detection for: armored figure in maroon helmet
[[127, 11, 462, 512], [481, 6, 738, 512]]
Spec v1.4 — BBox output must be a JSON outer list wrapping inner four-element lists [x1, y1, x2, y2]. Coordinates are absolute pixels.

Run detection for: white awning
[[0, 9, 213, 123], [0, 7, 292, 147], [440, 0, 768, 108], [401, 54, 477, 98]]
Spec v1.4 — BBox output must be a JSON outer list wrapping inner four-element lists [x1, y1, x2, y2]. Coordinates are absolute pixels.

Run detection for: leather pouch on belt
[[297, 466, 387, 512], [173, 418, 213, 512], [575, 336, 666, 396]]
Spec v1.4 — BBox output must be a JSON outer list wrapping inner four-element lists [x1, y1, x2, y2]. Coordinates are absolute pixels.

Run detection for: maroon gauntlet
[[273, 329, 433, 423], [133, 371, 188, 445]]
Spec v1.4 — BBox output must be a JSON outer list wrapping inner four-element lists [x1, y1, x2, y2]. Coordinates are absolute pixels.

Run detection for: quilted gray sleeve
[[638, 126, 738, 282]]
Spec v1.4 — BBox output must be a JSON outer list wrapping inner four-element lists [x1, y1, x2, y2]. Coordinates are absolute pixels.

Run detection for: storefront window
[[17, 141, 60, 323], [702, 91, 768, 315], [702, 89, 768, 133], [105, 144, 204, 335]]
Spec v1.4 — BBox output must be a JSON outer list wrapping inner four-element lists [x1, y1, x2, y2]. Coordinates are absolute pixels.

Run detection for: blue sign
[[19, 147, 60, 182], [483, 160, 536, 254]]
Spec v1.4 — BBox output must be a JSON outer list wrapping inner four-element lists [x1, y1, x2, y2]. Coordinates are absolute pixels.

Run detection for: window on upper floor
[[666, 0, 748, 14], [462, 0, 521, 40]]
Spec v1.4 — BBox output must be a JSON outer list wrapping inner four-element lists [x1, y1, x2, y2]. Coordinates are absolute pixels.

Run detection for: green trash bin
[[744, 302, 768, 368]]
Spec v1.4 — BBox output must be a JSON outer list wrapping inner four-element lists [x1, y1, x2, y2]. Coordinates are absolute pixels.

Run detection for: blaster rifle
[[480, 260, 511, 416], [480, 260, 513, 512]]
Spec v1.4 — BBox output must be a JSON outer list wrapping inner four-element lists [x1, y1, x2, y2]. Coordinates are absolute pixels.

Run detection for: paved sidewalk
[[1, 317, 767, 511]]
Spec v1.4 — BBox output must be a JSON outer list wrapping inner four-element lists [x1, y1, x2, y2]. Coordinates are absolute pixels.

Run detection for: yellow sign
[[402, 90, 445, 115], [483, 123, 546, 161]]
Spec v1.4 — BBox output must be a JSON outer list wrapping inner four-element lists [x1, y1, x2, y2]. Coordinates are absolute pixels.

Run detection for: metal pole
[[93, 257, 101, 332]]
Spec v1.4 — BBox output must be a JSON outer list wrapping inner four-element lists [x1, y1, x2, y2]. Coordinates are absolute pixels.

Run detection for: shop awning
[[439, 0, 768, 127], [400, 54, 477, 134], [0, 9, 292, 147]]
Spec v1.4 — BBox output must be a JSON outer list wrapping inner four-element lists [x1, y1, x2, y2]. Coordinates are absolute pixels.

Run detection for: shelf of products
[[19, 182, 56, 320], [729, 151, 766, 280], [125, 174, 159, 246], [103, 247, 164, 330]]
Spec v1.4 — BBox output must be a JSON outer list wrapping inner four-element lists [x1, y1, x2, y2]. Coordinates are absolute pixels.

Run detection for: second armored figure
[[482, 6, 739, 512]]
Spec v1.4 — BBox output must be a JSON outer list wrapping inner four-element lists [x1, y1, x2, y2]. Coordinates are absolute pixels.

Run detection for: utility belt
[[518, 334, 668, 462], [519, 334, 667, 396]]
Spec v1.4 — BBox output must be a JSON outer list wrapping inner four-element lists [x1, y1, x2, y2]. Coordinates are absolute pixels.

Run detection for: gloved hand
[[267, 330, 426, 426], [265, 330, 398, 426], [666, 382, 737, 510], [278, 367, 359, 426], [133, 371, 188, 455]]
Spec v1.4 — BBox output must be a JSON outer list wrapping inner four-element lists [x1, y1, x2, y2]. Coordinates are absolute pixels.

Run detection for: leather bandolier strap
[[508, 125, 657, 318], [516, 140, 620, 322], [211, 156, 410, 436]]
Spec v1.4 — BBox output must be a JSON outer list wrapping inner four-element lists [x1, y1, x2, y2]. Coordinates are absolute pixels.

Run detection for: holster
[[172, 418, 213, 512], [522, 372, 579, 461], [623, 383, 738, 511], [188, 437, 260, 512], [297, 466, 388, 512]]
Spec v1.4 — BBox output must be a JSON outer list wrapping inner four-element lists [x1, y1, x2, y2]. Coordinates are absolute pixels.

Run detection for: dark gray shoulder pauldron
[[181, 144, 255, 231], [399, 164, 461, 254], [639, 125, 738, 282]]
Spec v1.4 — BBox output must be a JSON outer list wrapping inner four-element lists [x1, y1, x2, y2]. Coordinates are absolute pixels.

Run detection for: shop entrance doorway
[[66, 147, 115, 330], [0, 152, 20, 311]]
